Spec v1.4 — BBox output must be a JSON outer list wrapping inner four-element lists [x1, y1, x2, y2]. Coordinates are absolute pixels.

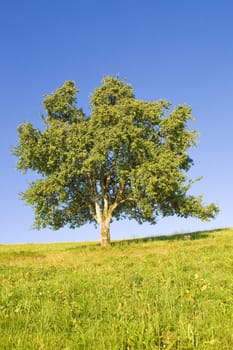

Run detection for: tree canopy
[[13, 77, 219, 246]]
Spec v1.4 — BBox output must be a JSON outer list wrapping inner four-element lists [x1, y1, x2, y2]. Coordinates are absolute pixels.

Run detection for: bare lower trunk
[[95, 199, 112, 247], [100, 218, 111, 247]]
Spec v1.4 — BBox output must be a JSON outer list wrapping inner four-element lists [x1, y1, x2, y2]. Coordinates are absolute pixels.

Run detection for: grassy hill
[[1, 228, 233, 349]]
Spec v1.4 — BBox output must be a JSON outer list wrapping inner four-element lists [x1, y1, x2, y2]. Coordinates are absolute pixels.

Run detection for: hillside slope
[[0, 228, 233, 349]]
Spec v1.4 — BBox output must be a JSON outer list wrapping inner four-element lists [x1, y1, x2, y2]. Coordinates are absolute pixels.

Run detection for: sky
[[1, 0, 233, 244]]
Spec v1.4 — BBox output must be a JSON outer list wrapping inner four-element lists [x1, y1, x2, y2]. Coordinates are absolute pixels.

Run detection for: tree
[[13, 77, 219, 246]]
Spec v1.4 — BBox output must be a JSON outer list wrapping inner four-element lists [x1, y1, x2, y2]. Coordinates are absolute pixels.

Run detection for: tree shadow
[[112, 228, 227, 247], [65, 243, 100, 251], [64, 228, 228, 249]]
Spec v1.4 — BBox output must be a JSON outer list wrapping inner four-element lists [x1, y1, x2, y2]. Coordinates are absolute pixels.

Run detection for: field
[[0, 228, 233, 349]]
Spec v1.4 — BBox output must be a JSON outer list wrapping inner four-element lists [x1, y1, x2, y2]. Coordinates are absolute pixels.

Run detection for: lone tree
[[14, 77, 218, 246]]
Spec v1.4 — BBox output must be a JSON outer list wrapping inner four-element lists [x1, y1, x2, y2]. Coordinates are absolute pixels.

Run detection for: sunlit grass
[[0, 228, 233, 349]]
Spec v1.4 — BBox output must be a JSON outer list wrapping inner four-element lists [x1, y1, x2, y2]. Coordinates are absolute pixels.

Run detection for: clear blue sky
[[1, 0, 232, 243]]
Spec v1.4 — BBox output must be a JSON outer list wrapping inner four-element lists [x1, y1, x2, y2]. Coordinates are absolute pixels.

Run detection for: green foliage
[[0, 228, 233, 349], [13, 76, 219, 244]]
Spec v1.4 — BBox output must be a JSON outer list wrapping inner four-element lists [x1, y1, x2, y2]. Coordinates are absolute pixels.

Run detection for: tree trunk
[[100, 217, 111, 247]]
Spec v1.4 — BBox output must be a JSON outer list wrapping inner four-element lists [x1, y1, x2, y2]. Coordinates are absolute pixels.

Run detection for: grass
[[0, 227, 233, 349]]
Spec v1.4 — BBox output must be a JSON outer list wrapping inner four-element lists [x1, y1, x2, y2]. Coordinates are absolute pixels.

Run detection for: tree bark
[[100, 217, 111, 247]]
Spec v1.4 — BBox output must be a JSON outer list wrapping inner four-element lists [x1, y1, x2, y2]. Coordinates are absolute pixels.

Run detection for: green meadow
[[1, 228, 233, 349]]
